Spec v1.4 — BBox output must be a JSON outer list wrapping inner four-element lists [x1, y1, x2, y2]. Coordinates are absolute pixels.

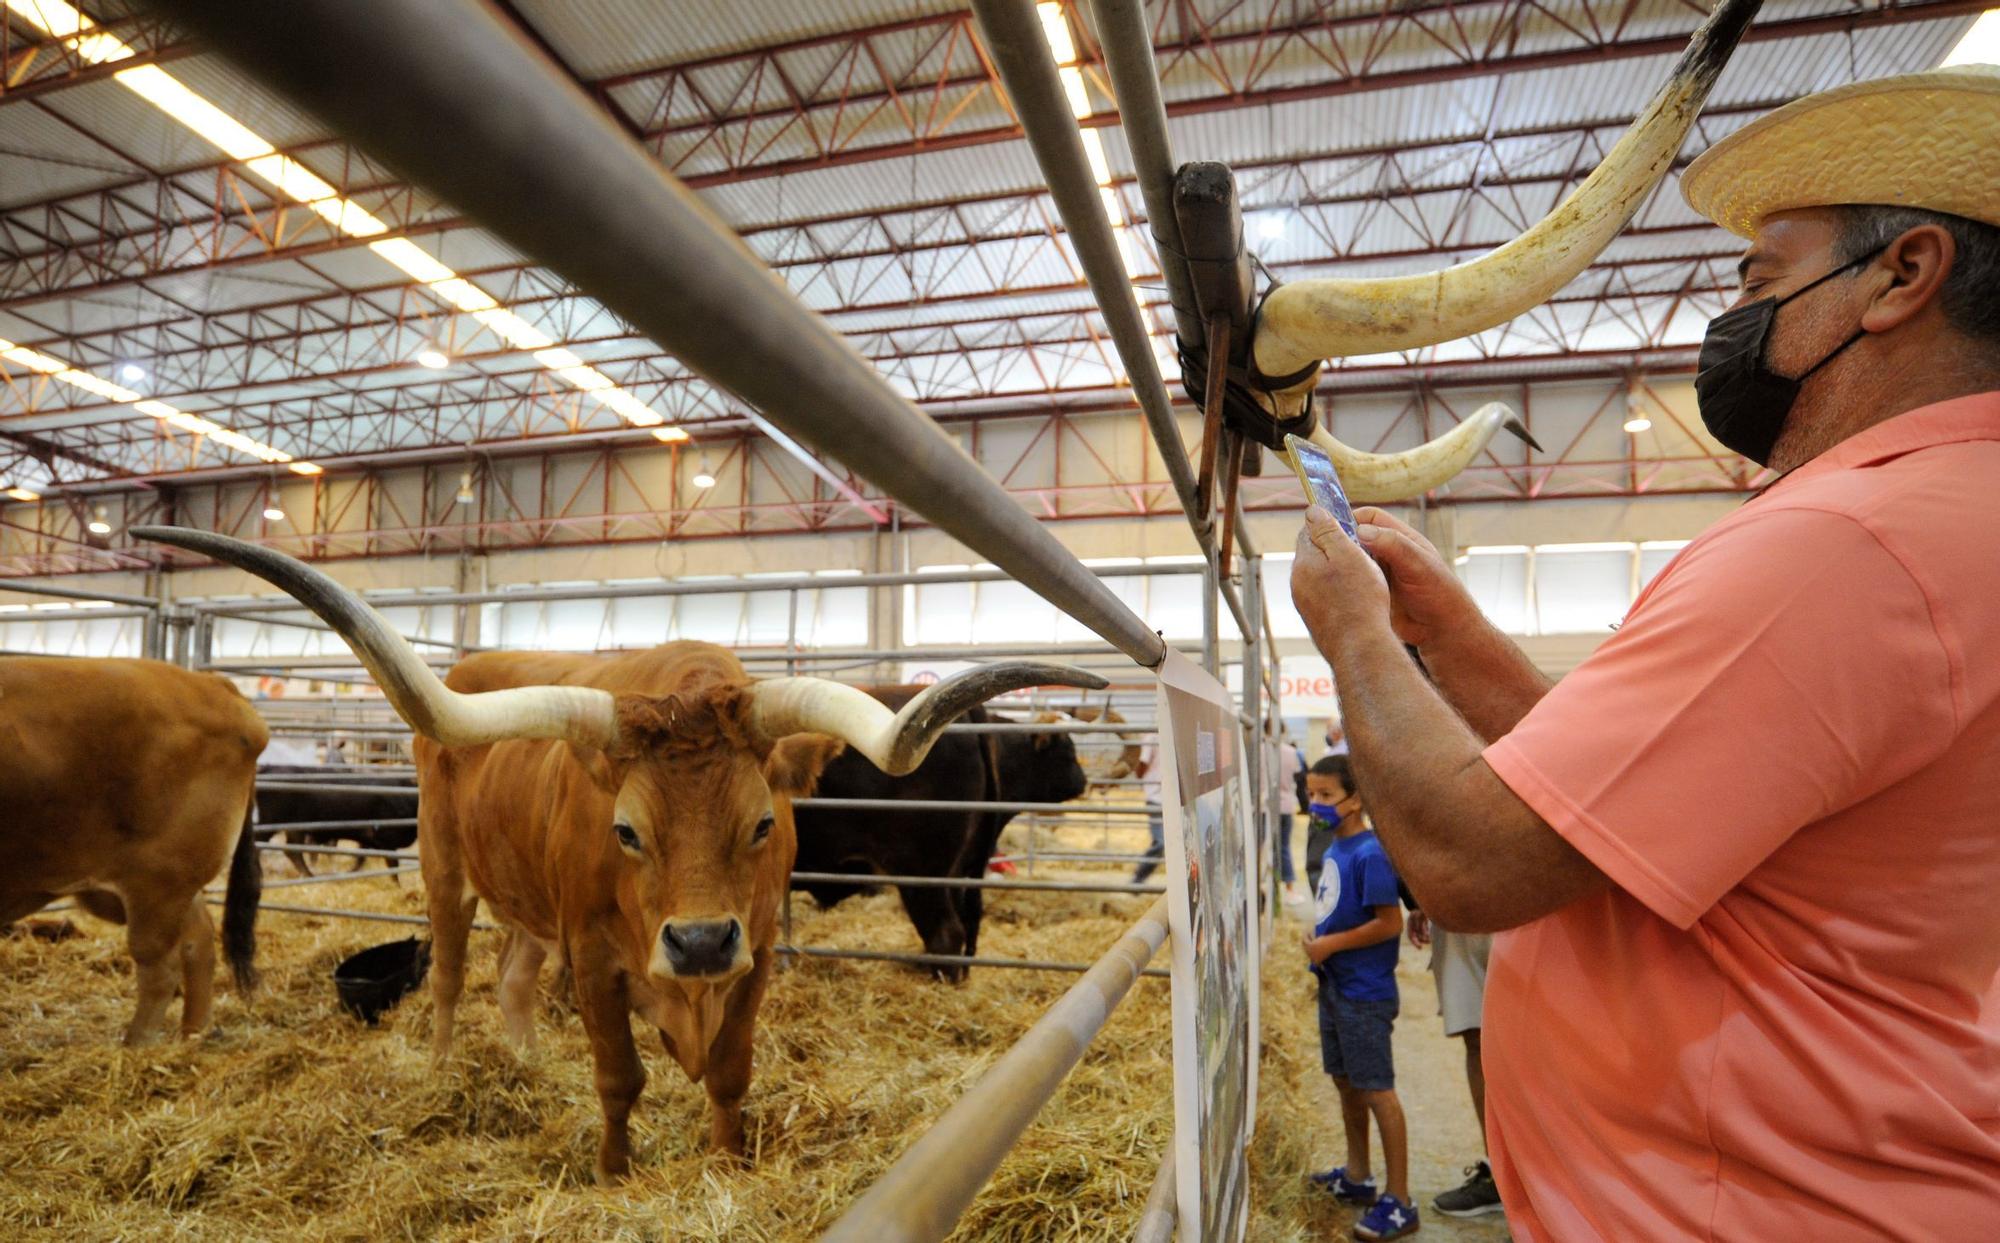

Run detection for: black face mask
[[1694, 248, 1880, 466]]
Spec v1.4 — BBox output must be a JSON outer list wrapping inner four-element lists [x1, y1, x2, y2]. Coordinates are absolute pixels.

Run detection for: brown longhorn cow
[[135, 525, 1104, 1182], [0, 657, 266, 1043]]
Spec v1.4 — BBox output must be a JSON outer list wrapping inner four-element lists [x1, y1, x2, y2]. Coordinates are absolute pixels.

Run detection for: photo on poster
[[1158, 649, 1255, 1243]]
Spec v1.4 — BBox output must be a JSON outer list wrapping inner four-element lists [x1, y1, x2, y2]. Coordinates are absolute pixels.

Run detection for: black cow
[[255, 765, 419, 877], [791, 692, 1087, 979]]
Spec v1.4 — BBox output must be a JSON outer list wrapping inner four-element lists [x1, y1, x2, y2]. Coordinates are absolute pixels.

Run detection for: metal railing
[[67, 0, 1292, 1235]]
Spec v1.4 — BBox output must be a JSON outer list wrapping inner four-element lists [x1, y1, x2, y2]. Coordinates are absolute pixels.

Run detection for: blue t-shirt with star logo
[[1311, 829, 1401, 1002]]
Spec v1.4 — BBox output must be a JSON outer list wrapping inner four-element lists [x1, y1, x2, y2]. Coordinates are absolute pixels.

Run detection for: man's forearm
[[1327, 619, 1516, 923], [1417, 615, 1554, 742]]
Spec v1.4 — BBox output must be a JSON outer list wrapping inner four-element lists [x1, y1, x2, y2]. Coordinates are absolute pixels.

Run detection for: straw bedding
[[0, 862, 1359, 1242]]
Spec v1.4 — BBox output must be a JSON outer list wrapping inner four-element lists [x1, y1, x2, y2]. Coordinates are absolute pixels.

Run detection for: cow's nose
[[660, 918, 742, 976]]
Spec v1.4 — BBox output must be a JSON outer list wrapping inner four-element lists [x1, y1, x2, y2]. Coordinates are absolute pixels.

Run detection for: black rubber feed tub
[[334, 937, 431, 1025]]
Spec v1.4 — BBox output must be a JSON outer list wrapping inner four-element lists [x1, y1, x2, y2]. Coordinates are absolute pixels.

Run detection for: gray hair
[[1832, 205, 2000, 346]]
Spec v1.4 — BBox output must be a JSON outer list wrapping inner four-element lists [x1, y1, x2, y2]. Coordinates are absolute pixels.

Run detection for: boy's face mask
[[1307, 800, 1345, 823]]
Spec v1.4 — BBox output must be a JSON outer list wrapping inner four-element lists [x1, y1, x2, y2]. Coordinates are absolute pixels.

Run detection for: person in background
[[1304, 763, 1418, 1240], [1324, 720, 1350, 756], [1406, 908, 1501, 1217], [1275, 730, 1307, 900], [1130, 741, 1164, 884], [1302, 755, 1361, 896]]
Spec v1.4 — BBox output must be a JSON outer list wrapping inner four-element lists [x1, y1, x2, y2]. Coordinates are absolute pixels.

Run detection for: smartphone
[[1283, 433, 1358, 542]]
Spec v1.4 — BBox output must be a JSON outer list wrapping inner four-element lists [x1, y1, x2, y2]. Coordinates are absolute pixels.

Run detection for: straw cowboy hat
[[1682, 64, 2000, 236]]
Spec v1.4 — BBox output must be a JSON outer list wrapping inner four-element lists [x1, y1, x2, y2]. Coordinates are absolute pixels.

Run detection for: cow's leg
[[176, 898, 217, 1036], [574, 962, 644, 1183], [427, 886, 479, 1060], [497, 928, 549, 1050], [285, 831, 317, 878], [705, 953, 773, 1160], [121, 890, 191, 1045]]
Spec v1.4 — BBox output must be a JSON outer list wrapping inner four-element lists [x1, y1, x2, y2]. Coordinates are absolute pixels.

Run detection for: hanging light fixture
[[263, 502, 286, 521], [119, 363, 146, 383], [1622, 385, 1652, 434], [455, 470, 476, 505], [417, 344, 450, 370], [86, 505, 112, 535]]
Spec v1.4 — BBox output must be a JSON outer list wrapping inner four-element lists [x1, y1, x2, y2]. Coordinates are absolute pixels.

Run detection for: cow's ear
[[1033, 731, 1055, 752], [764, 733, 845, 797]]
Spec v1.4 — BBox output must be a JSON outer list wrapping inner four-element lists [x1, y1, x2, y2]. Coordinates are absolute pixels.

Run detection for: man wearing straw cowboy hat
[[1287, 65, 2000, 1239]]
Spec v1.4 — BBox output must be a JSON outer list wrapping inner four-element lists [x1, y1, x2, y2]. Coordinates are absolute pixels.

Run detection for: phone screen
[[1283, 434, 1358, 542]]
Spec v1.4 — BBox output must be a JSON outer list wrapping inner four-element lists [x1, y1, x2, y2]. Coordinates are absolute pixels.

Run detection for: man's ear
[[765, 733, 846, 797], [1861, 224, 1956, 336]]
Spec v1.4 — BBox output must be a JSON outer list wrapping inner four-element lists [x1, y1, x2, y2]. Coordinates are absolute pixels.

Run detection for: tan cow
[[0, 657, 266, 1043], [136, 526, 1104, 1182]]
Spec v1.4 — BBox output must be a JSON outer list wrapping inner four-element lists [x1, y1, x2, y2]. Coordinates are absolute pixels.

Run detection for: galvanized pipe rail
[[194, 563, 1208, 617], [821, 896, 1171, 1240], [260, 843, 416, 861], [790, 870, 1162, 896], [254, 819, 419, 835], [255, 781, 419, 797], [781, 943, 1168, 980], [796, 797, 1154, 816], [0, 580, 159, 607], [966, 0, 1200, 533]]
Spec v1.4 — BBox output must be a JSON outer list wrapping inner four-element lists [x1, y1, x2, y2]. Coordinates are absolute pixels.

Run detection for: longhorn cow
[[134, 526, 1104, 1182]]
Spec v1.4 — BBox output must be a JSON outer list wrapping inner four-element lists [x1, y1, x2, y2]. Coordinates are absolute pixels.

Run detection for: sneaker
[[1307, 1165, 1378, 1205], [1354, 1192, 1420, 1239], [1433, 1160, 1503, 1217]]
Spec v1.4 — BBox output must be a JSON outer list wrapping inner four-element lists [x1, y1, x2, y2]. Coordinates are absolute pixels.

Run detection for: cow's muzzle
[[658, 918, 744, 978]]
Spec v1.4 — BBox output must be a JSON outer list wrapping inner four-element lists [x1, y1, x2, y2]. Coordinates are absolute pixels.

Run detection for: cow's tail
[[221, 792, 263, 992]]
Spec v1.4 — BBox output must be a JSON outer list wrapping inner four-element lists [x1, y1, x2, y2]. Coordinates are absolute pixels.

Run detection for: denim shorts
[[1317, 981, 1399, 1091]]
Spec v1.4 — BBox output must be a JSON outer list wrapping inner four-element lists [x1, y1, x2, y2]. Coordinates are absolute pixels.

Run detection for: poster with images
[[1158, 648, 1259, 1243]]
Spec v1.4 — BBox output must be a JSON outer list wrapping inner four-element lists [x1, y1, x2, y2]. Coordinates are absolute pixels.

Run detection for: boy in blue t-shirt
[[1301, 756, 1418, 1240]]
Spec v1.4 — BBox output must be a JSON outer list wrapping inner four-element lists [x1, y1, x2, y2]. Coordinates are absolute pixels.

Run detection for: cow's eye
[[615, 822, 640, 851], [751, 812, 775, 844]]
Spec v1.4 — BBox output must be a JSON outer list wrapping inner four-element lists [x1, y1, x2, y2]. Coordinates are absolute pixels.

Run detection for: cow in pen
[[135, 525, 1104, 1182], [0, 657, 265, 1043], [255, 764, 419, 876], [793, 696, 1090, 978]]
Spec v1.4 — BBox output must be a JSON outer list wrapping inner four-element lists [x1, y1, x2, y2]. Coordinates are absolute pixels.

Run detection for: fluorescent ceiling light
[[0, 336, 313, 471], [3, 0, 677, 442], [5, 486, 40, 502], [1035, 2, 1164, 363], [1942, 11, 2000, 65]]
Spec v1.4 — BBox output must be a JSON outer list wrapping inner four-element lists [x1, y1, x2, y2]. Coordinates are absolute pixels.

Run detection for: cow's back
[[0, 657, 268, 896]]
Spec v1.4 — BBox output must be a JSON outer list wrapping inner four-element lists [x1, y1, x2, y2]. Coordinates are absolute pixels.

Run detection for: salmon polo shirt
[[1481, 392, 2000, 1241]]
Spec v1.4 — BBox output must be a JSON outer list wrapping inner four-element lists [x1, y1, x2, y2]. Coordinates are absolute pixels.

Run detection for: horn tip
[[1501, 416, 1544, 454]]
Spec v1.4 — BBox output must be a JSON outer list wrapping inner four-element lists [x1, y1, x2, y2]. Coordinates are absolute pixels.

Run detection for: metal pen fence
[[19, 0, 1297, 1234]]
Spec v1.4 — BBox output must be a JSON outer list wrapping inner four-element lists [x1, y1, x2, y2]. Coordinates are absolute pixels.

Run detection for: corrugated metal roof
[[511, 0, 970, 80]]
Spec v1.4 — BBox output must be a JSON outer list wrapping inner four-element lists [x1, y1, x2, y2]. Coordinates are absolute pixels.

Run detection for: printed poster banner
[[1158, 648, 1259, 1243]]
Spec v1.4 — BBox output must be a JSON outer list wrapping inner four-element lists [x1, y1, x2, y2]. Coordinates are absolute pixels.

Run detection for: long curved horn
[[132, 526, 617, 749], [747, 663, 1109, 775], [1251, 0, 1762, 409], [1312, 402, 1541, 503]]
